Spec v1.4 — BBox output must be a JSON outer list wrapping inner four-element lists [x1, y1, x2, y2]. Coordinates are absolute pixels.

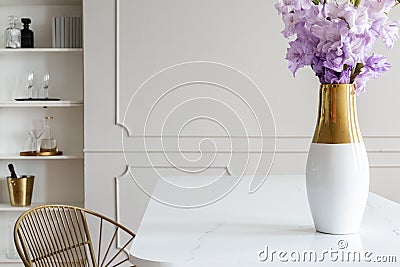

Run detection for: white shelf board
[[0, 256, 20, 264], [0, 100, 83, 107], [0, 48, 83, 54], [0, 202, 84, 212], [0, 0, 81, 6], [0, 203, 32, 212], [0, 155, 83, 160]]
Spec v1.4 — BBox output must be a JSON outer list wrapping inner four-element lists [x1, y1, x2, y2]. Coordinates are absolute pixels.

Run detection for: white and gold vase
[[306, 84, 370, 235]]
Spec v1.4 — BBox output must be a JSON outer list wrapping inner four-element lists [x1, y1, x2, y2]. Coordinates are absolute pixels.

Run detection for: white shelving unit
[[0, 203, 32, 212], [0, 257, 20, 264], [0, 155, 83, 160], [0, 48, 83, 54], [0, 202, 83, 212], [0, 0, 81, 6], [0, 100, 83, 107], [0, 1, 83, 265]]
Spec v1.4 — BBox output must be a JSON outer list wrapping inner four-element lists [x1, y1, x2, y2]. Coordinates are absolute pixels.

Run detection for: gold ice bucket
[[7, 175, 34, 206]]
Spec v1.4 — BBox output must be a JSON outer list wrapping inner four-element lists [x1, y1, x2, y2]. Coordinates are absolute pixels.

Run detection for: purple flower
[[275, 0, 300, 14], [275, 0, 312, 14], [310, 17, 348, 44], [364, 54, 391, 78], [276, 0, 310, 37], [311, 56, 324, 77], [354, 70, 371, 94], [337, 68, 352, 84], [322, 68, 340, 84], [352, 5, 371, 34], [286, 37, 316, 75], [281, 12, 302, 37], [326, 0, 357, 28], [362, 0, 396, 15], [323, 48, 352, 72], [354, 54, 391, 94], [381, 20, 400, 49], [275, 0, 399, 93], [317, 67, 351, 85]]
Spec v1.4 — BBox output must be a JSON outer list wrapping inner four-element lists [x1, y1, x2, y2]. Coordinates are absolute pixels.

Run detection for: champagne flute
[[27, 71, 34, 99], [43, 73, 50, 99]]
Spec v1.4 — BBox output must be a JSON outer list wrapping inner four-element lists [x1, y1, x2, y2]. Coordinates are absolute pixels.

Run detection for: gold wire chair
[[14, 205, 136, 267]]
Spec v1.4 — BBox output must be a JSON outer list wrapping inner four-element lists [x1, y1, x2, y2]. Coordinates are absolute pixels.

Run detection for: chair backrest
[[14, 205, 136, 267]]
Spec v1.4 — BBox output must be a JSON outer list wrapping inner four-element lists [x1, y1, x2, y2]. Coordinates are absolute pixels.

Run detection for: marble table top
[[129, 175, 400, 266]]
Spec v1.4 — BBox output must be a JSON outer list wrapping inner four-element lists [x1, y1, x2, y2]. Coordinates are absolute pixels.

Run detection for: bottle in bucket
[[7, 164, 34, 206]]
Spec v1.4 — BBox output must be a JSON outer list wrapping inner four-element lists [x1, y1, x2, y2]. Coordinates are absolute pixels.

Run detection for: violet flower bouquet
[[276, 0, 400, 94]]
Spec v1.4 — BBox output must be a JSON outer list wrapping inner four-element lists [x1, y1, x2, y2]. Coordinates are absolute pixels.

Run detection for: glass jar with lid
[[5, 15, 21, 48]]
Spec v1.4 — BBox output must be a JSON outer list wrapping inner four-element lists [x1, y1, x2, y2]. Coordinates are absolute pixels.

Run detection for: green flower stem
[[350, 63, 364, 83], [350, 0, 362, 7]]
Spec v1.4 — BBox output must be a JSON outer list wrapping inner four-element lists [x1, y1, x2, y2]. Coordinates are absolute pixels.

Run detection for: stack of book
[[52, 17, 82, 48]]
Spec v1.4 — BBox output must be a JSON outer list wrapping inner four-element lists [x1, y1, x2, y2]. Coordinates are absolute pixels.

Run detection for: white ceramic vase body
[[306, 84, 370, 235], [306, 143, 369, 234]]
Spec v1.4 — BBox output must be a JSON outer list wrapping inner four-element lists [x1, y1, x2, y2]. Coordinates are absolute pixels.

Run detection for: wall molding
[[86, 134, 400, 169], [85, 149, 400, 154], [115, 166, 132, 254]]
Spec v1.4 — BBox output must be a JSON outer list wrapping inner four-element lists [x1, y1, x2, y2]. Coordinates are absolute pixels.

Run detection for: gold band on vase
[[312, 84, 362, 144]]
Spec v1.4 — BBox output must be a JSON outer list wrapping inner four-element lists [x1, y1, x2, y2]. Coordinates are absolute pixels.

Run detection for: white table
[[129, 175, 400, 266]]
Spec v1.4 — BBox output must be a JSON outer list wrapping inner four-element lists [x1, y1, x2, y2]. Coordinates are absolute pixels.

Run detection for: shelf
[[0, 100, 83, 108], [0, 203, 33, 212], [0, 256, 20, 264], [0, 0, 81, 6], [0, 202, 84, 212], [0, 155, 83, 160], [0, 48, 83, 54]]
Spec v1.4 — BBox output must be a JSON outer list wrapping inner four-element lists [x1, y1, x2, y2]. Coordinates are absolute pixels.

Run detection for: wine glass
[[43, 73, 50, 99], [27, 71, 34, 99], [29, 118, 44, 152], [29, 129, 43, 152]]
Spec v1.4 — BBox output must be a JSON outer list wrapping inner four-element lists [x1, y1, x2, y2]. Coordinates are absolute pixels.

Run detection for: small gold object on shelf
[[20, 151, 63, 156], [7, 175, 34, 207]]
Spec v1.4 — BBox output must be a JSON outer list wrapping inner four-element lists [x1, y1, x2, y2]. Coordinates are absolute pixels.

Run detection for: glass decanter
[[40, 116, 57, 152], [5, 16, 21, 48]]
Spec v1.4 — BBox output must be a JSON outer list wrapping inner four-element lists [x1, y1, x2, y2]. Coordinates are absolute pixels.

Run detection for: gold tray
[[20, 151, 63, 156]]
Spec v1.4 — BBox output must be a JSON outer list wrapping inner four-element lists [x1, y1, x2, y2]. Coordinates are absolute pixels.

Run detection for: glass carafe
[[5, 15, 21, 48], [40, 116, 57, 152]]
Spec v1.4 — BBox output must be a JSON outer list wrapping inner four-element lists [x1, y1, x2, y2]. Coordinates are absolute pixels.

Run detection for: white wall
[[85, 0, 400, 232]]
